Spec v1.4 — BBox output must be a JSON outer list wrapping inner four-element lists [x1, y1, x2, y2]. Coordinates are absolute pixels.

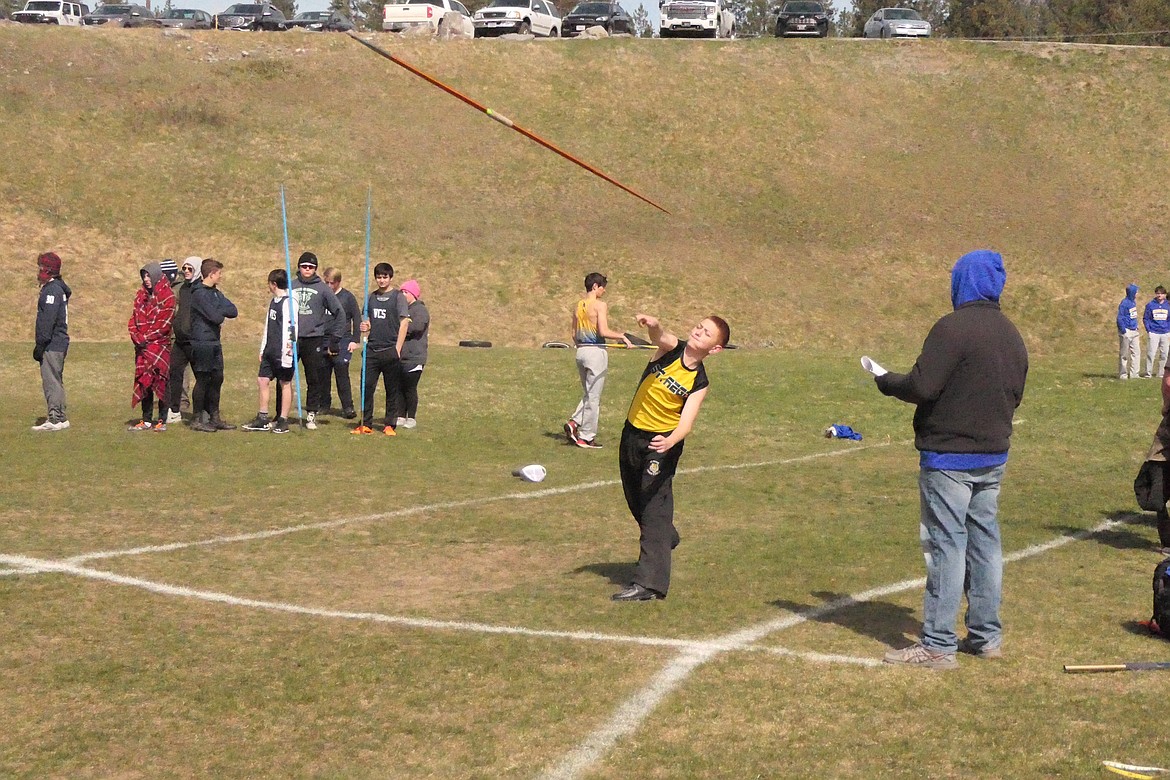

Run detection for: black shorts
[[259, 354, 295, 382]]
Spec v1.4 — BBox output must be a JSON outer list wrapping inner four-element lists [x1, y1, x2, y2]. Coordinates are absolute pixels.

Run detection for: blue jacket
[[1144, 296, 1170, 335], [189, 280, 238, 343], [1118, 284, 1139, 334]]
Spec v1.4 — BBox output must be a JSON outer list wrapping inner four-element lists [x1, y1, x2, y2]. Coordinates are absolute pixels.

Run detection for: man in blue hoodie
[[1144, 286, 1170, 379], [872, 250, 1029, 669], [32, 252, 71, 432], [1117, 283, 1141, 380]]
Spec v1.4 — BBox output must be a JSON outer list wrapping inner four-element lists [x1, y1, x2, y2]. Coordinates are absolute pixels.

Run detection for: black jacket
[[35, 277, 71, 352], [876, 301, 1028, 454], [189, 280, 238, 343]]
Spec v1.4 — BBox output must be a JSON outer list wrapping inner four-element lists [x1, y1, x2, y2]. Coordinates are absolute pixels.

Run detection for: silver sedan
[[863, 7, 931, 38]]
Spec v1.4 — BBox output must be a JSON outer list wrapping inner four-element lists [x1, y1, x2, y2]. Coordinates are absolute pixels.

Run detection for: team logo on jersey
[[647, 460, 660, 476]]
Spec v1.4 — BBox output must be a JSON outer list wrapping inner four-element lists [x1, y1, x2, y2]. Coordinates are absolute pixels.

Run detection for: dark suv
[[83, 3, 158, 26], [214, 2, 287, 30], [774, 0, 828, 37]]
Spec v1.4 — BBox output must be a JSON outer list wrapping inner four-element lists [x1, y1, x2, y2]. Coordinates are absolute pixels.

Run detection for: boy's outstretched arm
[[635, 313, 677, 359]]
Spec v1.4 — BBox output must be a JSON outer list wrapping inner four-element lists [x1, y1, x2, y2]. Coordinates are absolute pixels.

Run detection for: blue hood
[[1126, 283, 1139, 301], [950, 250, 1006, 309]]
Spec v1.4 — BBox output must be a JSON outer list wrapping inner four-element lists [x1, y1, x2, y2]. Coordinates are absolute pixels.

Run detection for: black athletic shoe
[[189, 418, 217, 433], [341, 407, 357, 420], [242, 415, 271, 431], [211, 416, 237, 431], [271, 418, 290, 434], [611, 583, 664, 602]]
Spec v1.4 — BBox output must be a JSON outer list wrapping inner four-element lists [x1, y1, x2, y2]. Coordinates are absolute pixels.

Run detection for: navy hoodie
[[876, 250, 1029, 465], [36, 277, 71, 353], [189, 279, 238, 343]]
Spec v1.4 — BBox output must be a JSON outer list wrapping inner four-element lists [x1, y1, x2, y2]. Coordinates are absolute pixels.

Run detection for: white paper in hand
[[861, 356, 888, 377]]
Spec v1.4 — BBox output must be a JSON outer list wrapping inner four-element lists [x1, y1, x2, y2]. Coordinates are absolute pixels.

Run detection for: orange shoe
[[383, 425, 397, 436], [350, 425, 374, 435]]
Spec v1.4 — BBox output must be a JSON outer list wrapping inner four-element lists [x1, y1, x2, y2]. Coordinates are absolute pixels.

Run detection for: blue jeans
[[918, 465, 1005, 653]]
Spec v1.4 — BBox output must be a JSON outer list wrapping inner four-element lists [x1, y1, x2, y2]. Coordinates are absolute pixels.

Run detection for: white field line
[[63, 442, 893, 566], [537, 517, 1125, 780]]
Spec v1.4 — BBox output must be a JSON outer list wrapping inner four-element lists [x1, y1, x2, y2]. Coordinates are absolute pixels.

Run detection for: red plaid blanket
[[129, 283, 176, 407]]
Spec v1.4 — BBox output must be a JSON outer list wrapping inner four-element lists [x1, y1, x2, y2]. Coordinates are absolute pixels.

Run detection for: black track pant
[[619, 422, 684, 597], [363, 348, 402, 427], [297, 336, 330, 413], [168, 339, 193, 413], [398, 366, 423, 419], [324, 349, 355, 412], [191, 342, 224, 421]]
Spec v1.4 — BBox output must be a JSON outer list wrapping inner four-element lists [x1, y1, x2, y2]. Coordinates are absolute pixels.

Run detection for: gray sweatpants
[[1149, 332, 1170, 377], [1119, 330, 1140, 379], [570, 346, 608, 441], [40, 350, 67, 422]]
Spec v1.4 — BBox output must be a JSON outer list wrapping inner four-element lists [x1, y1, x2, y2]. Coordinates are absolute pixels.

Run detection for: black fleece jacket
[[876, 300, 1028, 454]]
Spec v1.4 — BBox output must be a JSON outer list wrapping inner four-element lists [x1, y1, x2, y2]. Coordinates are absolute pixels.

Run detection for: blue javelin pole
[[280, 186, 304, 424], [358, 187, 371, 428]]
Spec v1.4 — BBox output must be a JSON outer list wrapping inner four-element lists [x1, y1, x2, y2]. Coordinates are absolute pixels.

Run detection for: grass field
[[3, 341, 1169, 778]]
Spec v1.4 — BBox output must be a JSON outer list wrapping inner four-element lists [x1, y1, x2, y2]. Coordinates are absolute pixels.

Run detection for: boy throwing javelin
[[612, 313, 730, 602]]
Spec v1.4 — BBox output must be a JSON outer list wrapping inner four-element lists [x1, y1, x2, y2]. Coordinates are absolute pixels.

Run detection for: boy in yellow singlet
[[564, 272, 631, 449], [612, 312, 730, 602]]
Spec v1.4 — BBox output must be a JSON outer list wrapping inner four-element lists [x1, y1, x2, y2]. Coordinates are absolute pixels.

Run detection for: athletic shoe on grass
[[153, 422, 167, 432], [383, 425, 397, 436], [165, 410, 182, 425], [403, 417, 417, 429], [242, 415, 272, 431], [576, 437, 602, 449], [271, 419, 290, 434], [304, 411, 317, 430], [32, 419, 68, 432], [189, 418, 217, 433], [957, 638, 1002, 659], [883, 643, 957, 670], [129, 420, 153, 431], [350, 425, 374, 435], [395, 417, 407, 426], [564, 419, 579, 443]]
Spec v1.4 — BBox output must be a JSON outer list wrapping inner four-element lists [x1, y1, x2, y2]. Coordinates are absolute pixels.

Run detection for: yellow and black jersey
[[626, 343, 709, 433], [574, 299, 603, 345]]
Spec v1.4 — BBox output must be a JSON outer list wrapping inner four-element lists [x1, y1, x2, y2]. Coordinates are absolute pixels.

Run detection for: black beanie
[[298, 251, 318, 269]]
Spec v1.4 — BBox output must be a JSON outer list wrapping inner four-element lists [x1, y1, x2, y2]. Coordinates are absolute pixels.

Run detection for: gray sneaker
[[883, 643, 957, 670], [165, 410, 182, 425], [403, 417, 417, 429], [957, 638, 1003, 658]]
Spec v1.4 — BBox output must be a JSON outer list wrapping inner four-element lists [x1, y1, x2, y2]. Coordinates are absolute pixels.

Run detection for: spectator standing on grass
[[243, 270, 297, 434], [611, 312, 729, 602], [564, 272, 631, 450], [188, 259, 238, 433], [395, 279, 429, 429], [32, 251, 71, 432], [873, 250, 1028, 670], [1118, 283, 1141, 380], [167, 257, 203, 423], [321, 266, 361, 419], [1144, 285, 1170, 378], [290, 252, 345, 431], [127, 262, 177, 431], [353, 262, 410, 436]]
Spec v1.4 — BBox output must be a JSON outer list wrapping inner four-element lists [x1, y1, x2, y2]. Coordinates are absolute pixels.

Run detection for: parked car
[[562, 0, 630, 36], [382, 0, 472, 34], [214, 2, 287, 30], [472, 0, 560, 37], [83, 3, 159, 26], [12, 0, 85, 24], [158, 7, 214, 27], [862, 7, 930, 38], [773, 0, 827, 37], [287, 9, 354, 30]]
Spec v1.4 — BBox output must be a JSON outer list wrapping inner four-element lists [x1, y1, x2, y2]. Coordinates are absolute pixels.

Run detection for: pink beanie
[[401, 280, 421, 299]]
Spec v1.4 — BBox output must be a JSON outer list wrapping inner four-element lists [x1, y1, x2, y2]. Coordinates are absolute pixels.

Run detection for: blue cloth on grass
[[828, 424, 863, 441]]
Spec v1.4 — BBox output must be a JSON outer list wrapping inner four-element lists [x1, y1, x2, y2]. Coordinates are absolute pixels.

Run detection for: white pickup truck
[[382, 0, 473, 34], [658, 0, 734, 38]]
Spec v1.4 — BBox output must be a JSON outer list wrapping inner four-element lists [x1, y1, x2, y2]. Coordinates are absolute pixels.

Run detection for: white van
[[12, 0, 86, 24]]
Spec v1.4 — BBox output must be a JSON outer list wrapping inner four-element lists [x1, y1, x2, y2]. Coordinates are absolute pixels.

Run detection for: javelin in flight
[[345, 31, 671, 215]]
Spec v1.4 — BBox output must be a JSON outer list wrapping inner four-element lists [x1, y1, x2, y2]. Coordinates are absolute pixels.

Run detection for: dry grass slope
[[0, 27, 1168, 353]]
